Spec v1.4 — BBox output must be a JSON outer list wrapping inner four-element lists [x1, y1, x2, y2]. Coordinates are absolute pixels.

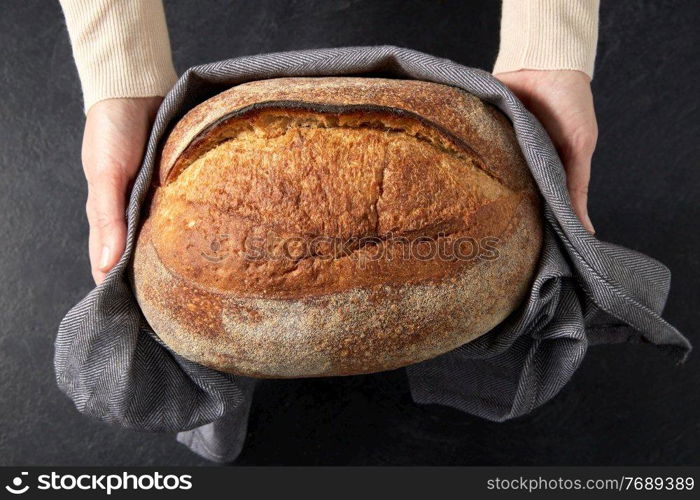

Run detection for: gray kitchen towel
[[55, 46, 691, 462]]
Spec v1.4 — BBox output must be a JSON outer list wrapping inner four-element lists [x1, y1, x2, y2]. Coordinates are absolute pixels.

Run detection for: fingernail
[[99, 246, 111, 271]]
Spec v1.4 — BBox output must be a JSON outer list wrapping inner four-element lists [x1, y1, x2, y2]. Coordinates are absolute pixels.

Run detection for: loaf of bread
[[131, 77, 543, 378]]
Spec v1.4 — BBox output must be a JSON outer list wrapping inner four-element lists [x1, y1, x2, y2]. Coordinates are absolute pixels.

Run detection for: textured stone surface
[[0, 0, 698, 465]]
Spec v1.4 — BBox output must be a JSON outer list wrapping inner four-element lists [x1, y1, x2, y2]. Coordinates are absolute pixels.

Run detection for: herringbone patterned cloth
[[55, 46, 691, 463]]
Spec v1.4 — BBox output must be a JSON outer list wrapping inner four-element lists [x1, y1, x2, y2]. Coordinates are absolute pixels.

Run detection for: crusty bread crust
[[132, 77, 543, 377]]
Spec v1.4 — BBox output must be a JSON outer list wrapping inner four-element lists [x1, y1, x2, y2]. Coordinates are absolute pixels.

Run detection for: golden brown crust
[[150, 107, 525, 298], [132, 77, 543, 378]]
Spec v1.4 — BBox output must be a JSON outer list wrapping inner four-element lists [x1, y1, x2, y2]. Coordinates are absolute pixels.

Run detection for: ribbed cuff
[[494, 0, 600, 78], [59, 0, 178, 112]]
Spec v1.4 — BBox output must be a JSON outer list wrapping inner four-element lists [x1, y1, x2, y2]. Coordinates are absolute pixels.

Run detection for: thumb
[[86, 169, 128, 284], [562, 141, 595, 234]]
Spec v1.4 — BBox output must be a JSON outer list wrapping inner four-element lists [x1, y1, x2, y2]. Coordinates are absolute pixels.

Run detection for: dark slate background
[[0, 0, 698, 466]]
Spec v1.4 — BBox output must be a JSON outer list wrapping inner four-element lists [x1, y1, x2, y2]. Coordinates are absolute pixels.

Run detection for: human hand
[[494, 70, 597, 234], [82, 97, 162, 284]]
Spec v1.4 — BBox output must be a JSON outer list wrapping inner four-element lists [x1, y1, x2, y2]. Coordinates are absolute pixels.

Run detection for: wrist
[[86, 96, 163, 120]]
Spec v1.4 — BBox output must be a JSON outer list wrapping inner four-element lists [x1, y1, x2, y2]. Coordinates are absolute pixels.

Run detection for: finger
[[86, 169, 128, 284], [562, 141, 595, 234]]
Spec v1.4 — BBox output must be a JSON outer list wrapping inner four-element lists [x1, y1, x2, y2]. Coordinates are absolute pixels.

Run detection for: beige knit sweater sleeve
[[59, 0, 177, 112], [60, 0, 599, 112], [494, 0, 600, 78]]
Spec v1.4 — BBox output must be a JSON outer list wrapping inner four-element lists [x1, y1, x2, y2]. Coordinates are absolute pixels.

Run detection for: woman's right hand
[[82, 96, 162, 284]]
